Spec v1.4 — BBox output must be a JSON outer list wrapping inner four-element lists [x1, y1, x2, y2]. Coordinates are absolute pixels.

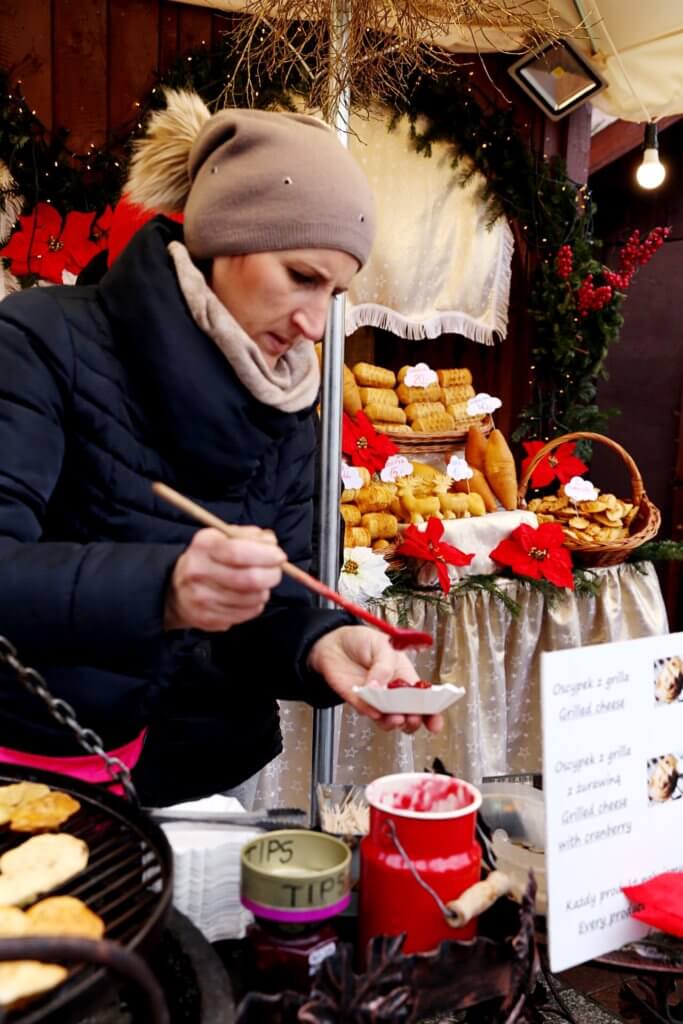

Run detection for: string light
[[636, 122, 666, 190]]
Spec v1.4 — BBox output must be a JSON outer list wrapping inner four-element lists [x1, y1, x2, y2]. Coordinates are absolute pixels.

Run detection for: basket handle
[[517, 431, 645, 507]]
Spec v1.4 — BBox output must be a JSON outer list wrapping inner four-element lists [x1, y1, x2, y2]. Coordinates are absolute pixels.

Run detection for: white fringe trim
[[345, 304, 497, 344], [491, 220, 515, 342], [346, 220, 515, 346]]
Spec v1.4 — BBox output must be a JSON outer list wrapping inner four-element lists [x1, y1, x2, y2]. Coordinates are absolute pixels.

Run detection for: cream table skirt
[[255, 563, 668, 810]]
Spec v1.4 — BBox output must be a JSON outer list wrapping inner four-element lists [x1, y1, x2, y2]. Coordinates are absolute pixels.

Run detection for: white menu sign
[[542, 632, 683, 972]]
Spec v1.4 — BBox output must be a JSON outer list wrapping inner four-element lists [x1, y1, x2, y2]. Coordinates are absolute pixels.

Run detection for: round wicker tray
[[517, 431, 660, 568], [383, 415, 493, 457]]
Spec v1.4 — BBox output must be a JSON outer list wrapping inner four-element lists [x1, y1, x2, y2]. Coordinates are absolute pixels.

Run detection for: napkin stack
[[159, 796, 263, 942]]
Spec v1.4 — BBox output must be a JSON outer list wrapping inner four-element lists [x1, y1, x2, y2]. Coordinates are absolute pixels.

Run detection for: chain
[[0, 637, 139, 805]]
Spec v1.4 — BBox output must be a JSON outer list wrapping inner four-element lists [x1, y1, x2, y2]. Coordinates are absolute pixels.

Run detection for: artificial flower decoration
[[521, 441, 588, 489], [622, 873, 683, 938], [342, 411, 398, 475], [338, 547, 392, 606], [0, 202, 66, 281], [490, 521, 574, 589], [60, 207, 113, 279], [0, 202, 111, 284], [398, 517, 474, 595]]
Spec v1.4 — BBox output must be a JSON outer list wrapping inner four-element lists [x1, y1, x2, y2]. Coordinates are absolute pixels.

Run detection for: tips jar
[[359, 772, 482, 956]]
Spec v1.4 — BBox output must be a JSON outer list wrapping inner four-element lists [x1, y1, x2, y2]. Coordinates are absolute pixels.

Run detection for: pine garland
[[0, 71, 126, 216], [378, 564, 603, 618], [629, 539, 683, 563]]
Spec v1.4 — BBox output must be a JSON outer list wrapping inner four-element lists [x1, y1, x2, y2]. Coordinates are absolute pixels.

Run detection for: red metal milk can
[[359, 772, 482, 956]]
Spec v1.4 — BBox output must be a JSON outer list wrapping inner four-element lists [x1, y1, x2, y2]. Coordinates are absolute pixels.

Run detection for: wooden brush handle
[[153, 482, 376, 620], [153, 481, 433, 649]]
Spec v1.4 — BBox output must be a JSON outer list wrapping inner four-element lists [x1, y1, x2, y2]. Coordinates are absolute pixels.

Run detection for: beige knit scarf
[[169, 241, 320, 413]]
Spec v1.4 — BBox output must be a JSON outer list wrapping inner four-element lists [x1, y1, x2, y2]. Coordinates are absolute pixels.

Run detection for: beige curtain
[[256, 563, 668, 809], [346, 111, 514, 345]]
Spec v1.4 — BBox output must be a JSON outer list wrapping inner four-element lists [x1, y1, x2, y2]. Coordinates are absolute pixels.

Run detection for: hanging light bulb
[[636, 122, 666, 190]]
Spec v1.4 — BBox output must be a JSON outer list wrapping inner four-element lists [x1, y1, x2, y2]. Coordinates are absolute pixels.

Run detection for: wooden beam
[[564, 104, 592, 184], [590, 115, 682, 175]]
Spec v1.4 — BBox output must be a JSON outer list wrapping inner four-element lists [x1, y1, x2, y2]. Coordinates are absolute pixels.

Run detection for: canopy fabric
[[432, 0, 683, 123], [173, 0, 683, 122]]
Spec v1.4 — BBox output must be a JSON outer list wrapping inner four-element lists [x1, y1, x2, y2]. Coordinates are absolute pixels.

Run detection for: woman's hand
[[164, 526, 286, 631], [308, 625, 444, 735]]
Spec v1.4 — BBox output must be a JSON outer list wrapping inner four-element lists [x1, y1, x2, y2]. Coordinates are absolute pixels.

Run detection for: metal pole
[[310, 1, 351, 822]]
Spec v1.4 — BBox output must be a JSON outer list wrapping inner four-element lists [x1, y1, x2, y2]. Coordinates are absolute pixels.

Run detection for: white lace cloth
[[256, 563, 668, 810]]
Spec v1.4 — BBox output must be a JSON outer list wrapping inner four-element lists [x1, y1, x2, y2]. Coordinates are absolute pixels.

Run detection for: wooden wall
[[590, 120, 683, 626], [0, 0, 588, 440], [0, 0, 229, 152]]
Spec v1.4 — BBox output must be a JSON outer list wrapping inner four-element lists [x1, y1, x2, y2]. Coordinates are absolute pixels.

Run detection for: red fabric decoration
[[0, 203, 65, 281], [521, 441, 588, 489], [61, 208, 113, 277], [341, 411, 398, 475], [107, 193, 184, 267], [490, 521, 574, 589], [622, 873, 683, 938], [0, 202, 112, 283], [397, 517, 474, 595]]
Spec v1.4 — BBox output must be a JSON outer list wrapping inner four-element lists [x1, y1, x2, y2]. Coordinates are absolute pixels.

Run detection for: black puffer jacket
[[0, 217, 347, 804]]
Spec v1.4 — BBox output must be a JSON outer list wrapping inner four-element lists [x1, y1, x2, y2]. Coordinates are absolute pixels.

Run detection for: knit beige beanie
[[126, 90, 376, 266]]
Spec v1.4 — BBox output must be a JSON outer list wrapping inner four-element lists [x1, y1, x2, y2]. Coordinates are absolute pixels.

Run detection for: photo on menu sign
[[653, 655, 683, 705], [647, 752, 683, 803]]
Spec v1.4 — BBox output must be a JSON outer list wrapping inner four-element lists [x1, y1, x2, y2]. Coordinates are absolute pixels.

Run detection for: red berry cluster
[[603, 226, 671, 290], [576, 274, 613, 316], [555, 244, 573, 280]]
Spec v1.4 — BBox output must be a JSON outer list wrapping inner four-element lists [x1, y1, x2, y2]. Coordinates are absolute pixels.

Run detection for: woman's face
[[210, 248, 358, 367]]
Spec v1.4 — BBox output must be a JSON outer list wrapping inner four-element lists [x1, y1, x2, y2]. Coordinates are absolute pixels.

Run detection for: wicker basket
[[517, 431, 661, 568], [384, 415, 494, 457]]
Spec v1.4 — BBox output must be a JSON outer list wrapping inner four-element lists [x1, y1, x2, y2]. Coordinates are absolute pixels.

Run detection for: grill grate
[[0, 765, 173, 1022]]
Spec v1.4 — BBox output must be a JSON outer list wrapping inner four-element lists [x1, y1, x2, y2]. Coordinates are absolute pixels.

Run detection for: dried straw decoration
[[219, 1, 578, 117]]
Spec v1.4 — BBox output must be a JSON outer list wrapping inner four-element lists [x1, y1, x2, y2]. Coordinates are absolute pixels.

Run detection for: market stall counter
[[258, 561, 667, 808]]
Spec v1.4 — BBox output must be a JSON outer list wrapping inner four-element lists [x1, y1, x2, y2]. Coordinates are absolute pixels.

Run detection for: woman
[[0, 91, 442, 806]]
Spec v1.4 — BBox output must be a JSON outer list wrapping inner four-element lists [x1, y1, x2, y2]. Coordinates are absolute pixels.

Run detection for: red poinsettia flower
[[490, 521, 574, 589], [0, 202, 65, 281], [62, 207, 113, 277], [0, 202, 111, 283], [398, 517, 474, 595], [342, 411, 398, 475], [521, 441, 588, 489]]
